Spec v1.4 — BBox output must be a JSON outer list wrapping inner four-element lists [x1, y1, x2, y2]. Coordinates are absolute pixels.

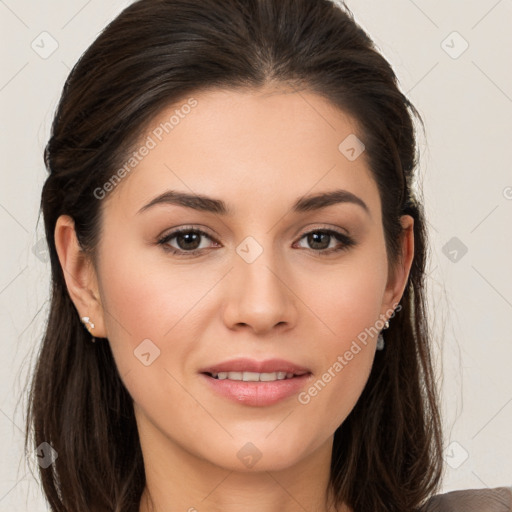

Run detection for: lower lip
[[200, 373, 312, 406]]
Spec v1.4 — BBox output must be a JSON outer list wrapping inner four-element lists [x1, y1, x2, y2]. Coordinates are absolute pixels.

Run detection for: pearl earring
[[376, 319, 390, 351], [81, 316, 96, 343], [81, 317, 95, 329]]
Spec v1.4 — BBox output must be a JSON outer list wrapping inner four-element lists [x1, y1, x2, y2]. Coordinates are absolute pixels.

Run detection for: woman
[[25, 0, 511, 511]]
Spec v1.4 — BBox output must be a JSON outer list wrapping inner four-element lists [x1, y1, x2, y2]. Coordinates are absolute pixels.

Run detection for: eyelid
[[158, 222, 350, 240], [157, 224, 218, 242], [157, 225, 220, 249], [293, 226, 355, 254], [294, 222, 350, 237]]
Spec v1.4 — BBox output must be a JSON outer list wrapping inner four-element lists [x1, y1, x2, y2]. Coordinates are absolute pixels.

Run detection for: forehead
[[101, 86, 379, 218]]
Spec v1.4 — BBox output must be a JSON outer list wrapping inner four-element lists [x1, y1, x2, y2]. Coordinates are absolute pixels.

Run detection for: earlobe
[[54, 215, 107, 338]]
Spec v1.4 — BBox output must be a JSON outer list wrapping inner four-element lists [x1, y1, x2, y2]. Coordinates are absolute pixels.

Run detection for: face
[[83, 86, 411, 473]]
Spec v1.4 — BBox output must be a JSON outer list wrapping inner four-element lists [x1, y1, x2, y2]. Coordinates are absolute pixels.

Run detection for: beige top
[[420, 486, 512, 511]]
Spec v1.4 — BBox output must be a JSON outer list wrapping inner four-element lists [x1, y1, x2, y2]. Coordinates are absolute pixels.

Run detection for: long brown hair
[[26, 0, 444, 510]]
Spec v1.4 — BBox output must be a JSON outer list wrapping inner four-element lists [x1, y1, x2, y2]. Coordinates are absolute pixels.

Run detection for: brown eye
[[305, 232, 331, 250], [295, 229, 355, 255], [173, 231, 202, 251], [158, 228, 219, 256]]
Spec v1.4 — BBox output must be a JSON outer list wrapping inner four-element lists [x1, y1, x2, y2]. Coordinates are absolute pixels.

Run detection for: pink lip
[[199, 358, 311, 375], [198, 358, 313, 407], [200, 373, 312, 406]]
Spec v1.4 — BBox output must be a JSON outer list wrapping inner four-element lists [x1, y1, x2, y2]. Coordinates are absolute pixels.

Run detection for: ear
[[54, 215, 107, 338], [380, 214, 414, 317]]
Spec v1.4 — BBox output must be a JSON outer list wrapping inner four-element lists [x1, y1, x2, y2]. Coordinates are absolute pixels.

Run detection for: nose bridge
[[223, 233, 297, 332]]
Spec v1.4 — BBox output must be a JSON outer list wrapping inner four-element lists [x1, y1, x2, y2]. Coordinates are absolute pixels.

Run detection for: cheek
[[95, 244, 216, 425], [297, 307, 377, 440], [95, 237, 219, 377], [301, 247, 389, 344], [295, 248, 388, 429]]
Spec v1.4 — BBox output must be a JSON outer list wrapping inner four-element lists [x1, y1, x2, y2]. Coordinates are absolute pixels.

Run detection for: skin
[[55, 85, 414, 512]]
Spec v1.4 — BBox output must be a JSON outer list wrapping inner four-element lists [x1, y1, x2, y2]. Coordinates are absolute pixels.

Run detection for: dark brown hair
[[26, 0, 444, 510]]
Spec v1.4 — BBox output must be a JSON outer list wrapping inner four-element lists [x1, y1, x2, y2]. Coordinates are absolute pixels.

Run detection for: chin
[[197, 434, 314, 473]]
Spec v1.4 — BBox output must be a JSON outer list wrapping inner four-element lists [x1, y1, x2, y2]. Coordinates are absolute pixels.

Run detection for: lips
[[199, 358, 313, 406], [199, 357, 311, 376]]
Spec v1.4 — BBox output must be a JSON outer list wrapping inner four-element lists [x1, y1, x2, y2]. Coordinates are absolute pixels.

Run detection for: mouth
[[199, 359, 313, 406], [204, 370, 309, 382], [199, 357, 311, 377]]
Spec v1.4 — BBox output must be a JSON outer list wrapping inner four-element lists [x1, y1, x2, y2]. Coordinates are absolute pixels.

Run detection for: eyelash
[[157, 225, 356, 257]]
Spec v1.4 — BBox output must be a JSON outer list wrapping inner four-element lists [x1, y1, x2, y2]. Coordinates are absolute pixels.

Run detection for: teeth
[[211, 371, 297, 381]]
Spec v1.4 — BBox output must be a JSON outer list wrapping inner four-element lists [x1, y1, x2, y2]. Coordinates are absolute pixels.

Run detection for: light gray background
[[1, 0, 511, 510]]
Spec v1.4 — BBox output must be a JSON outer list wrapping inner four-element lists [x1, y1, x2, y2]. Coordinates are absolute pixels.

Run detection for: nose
[[222, 248, 298, 335]]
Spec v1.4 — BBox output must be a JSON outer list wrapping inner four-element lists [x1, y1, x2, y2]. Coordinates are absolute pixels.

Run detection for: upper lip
[[199, 358, 311, 375]]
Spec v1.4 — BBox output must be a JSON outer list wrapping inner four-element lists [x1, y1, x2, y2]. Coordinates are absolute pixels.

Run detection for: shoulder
[[420, 486, 512, 512]]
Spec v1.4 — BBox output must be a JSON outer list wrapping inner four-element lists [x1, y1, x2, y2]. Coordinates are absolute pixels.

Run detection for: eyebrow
[[137, 189, 370, 217]]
